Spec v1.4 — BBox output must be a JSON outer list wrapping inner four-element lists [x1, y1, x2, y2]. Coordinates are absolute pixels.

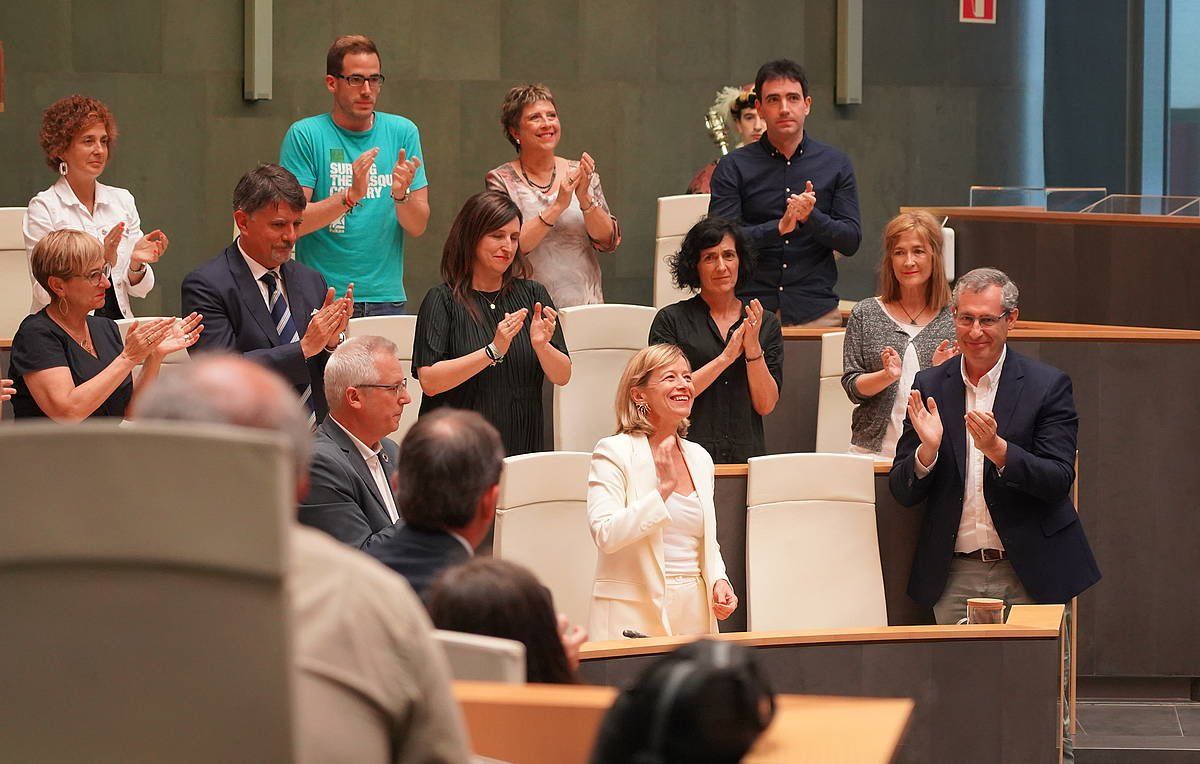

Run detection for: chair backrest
[[0, 207, 32, 339], [346, 315, 421, 441], [653, 194, 708, 308], [553, 304, 656, 452], [815, 331, 854, 453], [745, 453, 887, 630], [0, 421, 296, 761], [434, 630, 526, 684], [495, 451, 596, 628]]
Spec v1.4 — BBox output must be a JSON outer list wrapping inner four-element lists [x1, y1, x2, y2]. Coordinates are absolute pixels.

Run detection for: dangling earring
[[635, 401, 650, 417], [59, 161, 69, 177], [515, 138, 521, 147]]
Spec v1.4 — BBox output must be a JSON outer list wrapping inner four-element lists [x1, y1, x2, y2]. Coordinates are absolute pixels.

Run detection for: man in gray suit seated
[[299, 335, 411, 550]]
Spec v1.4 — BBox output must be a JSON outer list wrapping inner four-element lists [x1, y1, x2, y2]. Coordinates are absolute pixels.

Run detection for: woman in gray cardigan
[[842, 211, 957, 459]]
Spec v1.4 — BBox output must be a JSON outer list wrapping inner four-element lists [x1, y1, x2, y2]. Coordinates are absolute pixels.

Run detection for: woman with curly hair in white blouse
[[586, 344, 738, 641], [842, 210, 958, 460]]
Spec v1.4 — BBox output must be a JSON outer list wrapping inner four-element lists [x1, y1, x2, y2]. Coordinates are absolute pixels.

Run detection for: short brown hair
[[500, 83, 556, 152], [326, 35, 379, 76], [877, 210, 952, 312], [31, 229, 103, 296], [38, 95, 117, 171], [614, 345, 690, 438]]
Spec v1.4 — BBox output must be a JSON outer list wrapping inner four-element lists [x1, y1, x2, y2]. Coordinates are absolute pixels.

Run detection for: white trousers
[[665, 575, 712, 636]]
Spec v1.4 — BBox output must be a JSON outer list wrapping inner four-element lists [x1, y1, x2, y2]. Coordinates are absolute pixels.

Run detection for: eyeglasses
[[333, 73, 385, 89], [71, 264, 112, 287], [953, 309, 1010, 329], [355, 380, 408, 397]]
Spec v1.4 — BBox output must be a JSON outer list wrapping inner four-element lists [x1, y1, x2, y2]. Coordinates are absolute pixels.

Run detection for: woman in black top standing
[[413, 191, 571, 455], [649, 217, 783, 463]]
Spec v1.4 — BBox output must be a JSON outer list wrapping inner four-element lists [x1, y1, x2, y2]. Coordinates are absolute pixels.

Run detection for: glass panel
[[1078, 194, 1200, 216], [969, 186, 1106, 212]]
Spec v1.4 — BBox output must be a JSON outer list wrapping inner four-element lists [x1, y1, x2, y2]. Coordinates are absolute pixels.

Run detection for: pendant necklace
[[477, 288, 501, 311], [899, 301, 927, 325], [519, 160, 556, 192]]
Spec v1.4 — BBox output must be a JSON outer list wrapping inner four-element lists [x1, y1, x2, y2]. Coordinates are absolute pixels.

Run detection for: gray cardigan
[[841, 298, 955, 453]]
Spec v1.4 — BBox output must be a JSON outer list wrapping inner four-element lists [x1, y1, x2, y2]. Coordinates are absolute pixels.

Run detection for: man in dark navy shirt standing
[[709, 59, 861, 326]]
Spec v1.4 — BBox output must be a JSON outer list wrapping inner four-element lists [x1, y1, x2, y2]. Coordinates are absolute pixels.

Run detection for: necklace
[[898, 300, 928, 325], [476, 287, 502, 311], [519, 160, 556, 192], [51, 304, 94, 354]]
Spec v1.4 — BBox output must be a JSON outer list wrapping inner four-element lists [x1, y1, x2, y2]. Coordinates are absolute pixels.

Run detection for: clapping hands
[[932, 340, 960, 366], [529, 302, 558, 349], [779, 180, 816, 235], [880, 346, 902, 381]]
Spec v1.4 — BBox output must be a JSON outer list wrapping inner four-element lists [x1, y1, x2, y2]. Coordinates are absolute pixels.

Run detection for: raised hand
[[300, 288, 351, 358], [742, 299, 765, 356], [557, 613, 588, 670], [907, 390, 943, 466], [719, 321, 747, 364], [492, 308, 529, 355], [796, 180, 816, 222], [348, 148, 379, 205], [779, 196, 801, 236], [102, 223, 124, 267], [652, 437, 678, 500], [132, 229, 169, 265], [391, 149, 422, 200], [553, 169, 581, 213], [121, 318, 175, 364], [1, 378, 16, 402], [880, 346, 902, 381], [334, 283, 355, 338], [932, 339, 959, 366], [154, 313, 204, 357], [712, 579, 739, 621], [965, 410, 1001, 455], [529, 302, 558, 349], [574, 152, 595, 205]]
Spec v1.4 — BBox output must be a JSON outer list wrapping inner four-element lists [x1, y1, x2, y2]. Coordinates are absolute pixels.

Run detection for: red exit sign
[[960, 0, 997, 24]]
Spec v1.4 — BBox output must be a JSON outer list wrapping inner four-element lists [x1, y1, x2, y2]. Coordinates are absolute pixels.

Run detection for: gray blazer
[[841, 298, 955, 453], [298, 417, 401, 551]]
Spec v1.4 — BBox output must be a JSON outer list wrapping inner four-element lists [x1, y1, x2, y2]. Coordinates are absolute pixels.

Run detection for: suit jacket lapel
[[991, 349, 1025, 442], [225, 244, 280, 346], [940, 359, 968, 484], [322, 418, 390, 516], [630, 434, 667, 578]]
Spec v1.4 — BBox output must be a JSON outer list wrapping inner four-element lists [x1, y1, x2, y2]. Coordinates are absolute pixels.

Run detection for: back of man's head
[[133, 355, 314, 483], [395, 409, 504, 532]]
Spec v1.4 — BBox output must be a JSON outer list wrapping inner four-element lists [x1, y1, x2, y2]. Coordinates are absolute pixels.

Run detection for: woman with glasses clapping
[[9, 230, 201, 421], [24, 95, 169, 320], [841, 211, 957, 460]]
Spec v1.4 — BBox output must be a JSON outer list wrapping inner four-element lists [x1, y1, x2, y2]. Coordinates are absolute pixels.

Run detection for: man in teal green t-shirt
[[281, 34, 430, 317]]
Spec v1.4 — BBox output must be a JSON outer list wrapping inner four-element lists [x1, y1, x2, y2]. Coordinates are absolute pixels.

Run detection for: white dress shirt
[[23, 177, 155, 318], [915, 346, 1008, 553], [328, 416, 399, 523]]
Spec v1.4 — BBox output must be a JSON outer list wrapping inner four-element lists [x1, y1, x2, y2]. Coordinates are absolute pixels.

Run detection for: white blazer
[[24, 177, 156, 319], [586, 432, 730, 641]]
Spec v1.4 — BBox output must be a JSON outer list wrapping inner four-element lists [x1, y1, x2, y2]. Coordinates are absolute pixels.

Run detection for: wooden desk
[[454, 681, 913, 764], [902, 205, 1200, 329], [580, 605, 1064, 764]]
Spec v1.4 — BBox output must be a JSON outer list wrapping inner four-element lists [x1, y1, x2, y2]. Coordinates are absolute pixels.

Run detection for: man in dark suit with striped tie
[[182, 164, 352, 424]]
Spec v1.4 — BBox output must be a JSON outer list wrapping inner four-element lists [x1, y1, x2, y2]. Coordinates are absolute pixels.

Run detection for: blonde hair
[[878, 210, 952, 311], [31, 229, 103, 297], [500, 83, 556, 152], [614, 345, 690, 438]]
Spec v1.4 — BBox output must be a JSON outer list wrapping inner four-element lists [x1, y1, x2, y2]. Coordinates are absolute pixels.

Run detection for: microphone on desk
[[622, 629, 649, 639]]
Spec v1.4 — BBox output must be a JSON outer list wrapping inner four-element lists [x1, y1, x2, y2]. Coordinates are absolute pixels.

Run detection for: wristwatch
[[326, 331, 346, 352], [484, 342, 506, 365]]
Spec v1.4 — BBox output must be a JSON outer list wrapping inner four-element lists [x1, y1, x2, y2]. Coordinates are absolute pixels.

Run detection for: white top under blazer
[[585, 432, 730, 640]]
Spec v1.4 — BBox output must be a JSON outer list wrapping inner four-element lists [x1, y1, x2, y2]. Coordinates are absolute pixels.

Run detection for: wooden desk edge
[[902, 205, 1200, 228], [781, 325, 1200, 342], [579, 610, 1063, 660]]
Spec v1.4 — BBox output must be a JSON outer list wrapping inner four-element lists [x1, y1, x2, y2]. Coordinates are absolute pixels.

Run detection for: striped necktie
[[260, 271, 316, 428]]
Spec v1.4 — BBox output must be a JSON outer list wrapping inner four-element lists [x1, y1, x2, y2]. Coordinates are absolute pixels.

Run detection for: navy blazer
[[298, 417, 400, 550], [181, 241, 331, 420], [889, 350, 1101, 607], [367, 525, 472, 599]]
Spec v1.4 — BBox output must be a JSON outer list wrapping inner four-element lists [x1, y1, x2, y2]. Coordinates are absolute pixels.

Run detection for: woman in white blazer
[[587, 344, 738, 640]]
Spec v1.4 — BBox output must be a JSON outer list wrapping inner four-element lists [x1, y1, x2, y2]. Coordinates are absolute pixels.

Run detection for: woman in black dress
[[413, 191, 571, 455], [10, 229, 202, 421], [649, 217, 783, 463]]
